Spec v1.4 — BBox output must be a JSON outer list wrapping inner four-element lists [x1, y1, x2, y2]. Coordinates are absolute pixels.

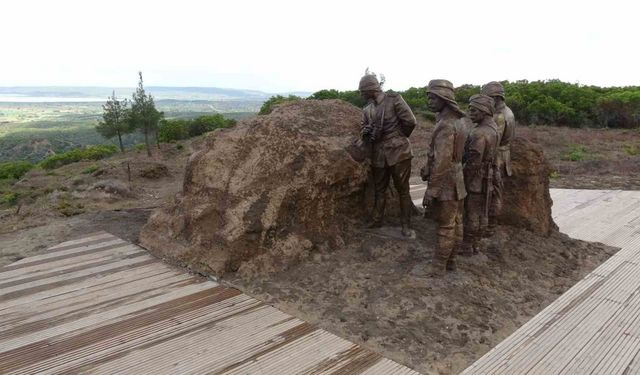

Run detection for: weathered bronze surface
[[359, 73, 417, 236], [462, 94, 500, 254], [422, 79, 468, 275]]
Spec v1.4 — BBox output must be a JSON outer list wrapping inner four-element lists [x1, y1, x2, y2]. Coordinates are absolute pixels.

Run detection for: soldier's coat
[[361, 92, 416, 168], [425, 111, 467, 201], [494, 101, 516, 177], [463, 117, 499, 193]]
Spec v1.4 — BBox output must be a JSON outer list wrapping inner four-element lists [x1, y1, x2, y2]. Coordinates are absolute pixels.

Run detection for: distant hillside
[[0, 86, 311, 102]]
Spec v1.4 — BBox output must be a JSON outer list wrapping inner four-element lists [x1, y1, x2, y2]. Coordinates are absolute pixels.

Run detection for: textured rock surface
[[140, 100, 371, 276], [498, 137, 558, 235]]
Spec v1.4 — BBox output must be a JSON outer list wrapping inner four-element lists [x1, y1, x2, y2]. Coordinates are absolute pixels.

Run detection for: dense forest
[[261, 80, 640, 129]]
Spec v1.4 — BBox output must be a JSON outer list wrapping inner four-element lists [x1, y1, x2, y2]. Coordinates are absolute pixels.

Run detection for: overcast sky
[[2, 0, 638, 92]]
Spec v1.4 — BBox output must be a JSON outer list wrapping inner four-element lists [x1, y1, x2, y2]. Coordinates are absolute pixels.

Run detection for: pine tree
[[96, 91, 132, 152], [129, 72, 163, 157]]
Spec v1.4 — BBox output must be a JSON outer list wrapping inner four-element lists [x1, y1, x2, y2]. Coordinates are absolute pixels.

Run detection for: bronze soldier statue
[[421, 80, 467, 276], [462, 94, 500, 255], [481, 81, 515, 234], [359, 73, 417, 237]]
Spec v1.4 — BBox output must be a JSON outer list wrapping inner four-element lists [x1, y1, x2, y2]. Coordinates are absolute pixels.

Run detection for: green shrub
[[82, 165, 99, 174], [176, 143, 184, 150], [134, 143, 146, 152], [562, 145, 588, 161], [188, 114, 228, 137], [623, 144, 640, 156], [0, 161, 34, 180], [259, 95, 301, 115], [307, 89, 366, 107], [0, 191, 18, 206], [310, 80, 640, 128], [39, 144, 118, 170], [56, 194, 84, 216], [158, 119, 189, 142], [158, 115, 235, 142]]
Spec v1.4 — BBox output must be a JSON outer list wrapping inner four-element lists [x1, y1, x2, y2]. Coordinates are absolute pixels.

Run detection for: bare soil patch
[[228, 220, 615, 374]]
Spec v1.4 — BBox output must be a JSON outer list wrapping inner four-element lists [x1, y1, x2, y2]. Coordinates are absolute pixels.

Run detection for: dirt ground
[[518, 126, 640, 190], [0, 118, 636, 374], [227, 217, 615, 375]]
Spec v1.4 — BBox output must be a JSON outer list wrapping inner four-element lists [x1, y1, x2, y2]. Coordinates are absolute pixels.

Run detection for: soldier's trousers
[[433, 199, 464, 261], [372, 158, 412, 226], [488, 169, 504, 234], [464, 192, 486, 249]]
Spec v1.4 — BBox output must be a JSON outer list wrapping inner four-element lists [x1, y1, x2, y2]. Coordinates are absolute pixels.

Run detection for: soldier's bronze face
[[427, 93, 446, 112], [468, 106, 485, 123], [360, 90, 377, 101]]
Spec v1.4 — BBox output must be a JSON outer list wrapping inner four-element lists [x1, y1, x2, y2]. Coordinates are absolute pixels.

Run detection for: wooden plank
[[0, 272, 195, 337], [9, 296, 266, 374], [0, 282, 220, 353], [1, 232, 422, 375], [46, 231, 114, 250], [0, 240, 132, 281], [490, 261, 640, 374], [465, 189, 640, 375], [0, 263, 175, 312]]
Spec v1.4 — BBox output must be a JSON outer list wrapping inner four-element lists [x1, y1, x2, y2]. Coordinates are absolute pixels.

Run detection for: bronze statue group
[[358, 73, 516, 277]]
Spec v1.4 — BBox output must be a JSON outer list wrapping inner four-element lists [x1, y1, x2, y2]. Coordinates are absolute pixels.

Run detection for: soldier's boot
[[400, 214, 413, 237], [479, 216, 489, 238], [452, 220, 464, 266], [370, 194, 386, 228], [446, 241, 458, 272], [483, 220, 497, 238], [460, 231, 477, 257], [368, 221, 382, 229], [426, 253, 448, 277], [399, 194, 413, 237], [428, 236, 453, 277]]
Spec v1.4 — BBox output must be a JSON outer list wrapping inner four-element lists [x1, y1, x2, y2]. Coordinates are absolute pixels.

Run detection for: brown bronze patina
[[359, 73, 417, 237], [421, 79, 467, 276], [481, 81, 516, 234], [462, 94, 500, 255]]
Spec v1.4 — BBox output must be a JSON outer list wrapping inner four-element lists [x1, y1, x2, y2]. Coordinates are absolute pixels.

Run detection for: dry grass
[[0, 139, 204, 234], [517, 126, 640, 189]]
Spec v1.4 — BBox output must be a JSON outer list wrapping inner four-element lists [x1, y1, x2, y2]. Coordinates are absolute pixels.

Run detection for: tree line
[[260, 80, 640, 128], [95, 72, 162, 157], [96, 72, 235, 156]]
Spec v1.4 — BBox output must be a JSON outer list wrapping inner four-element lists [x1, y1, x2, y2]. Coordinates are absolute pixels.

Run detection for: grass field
[[0, 99, 259, 162]]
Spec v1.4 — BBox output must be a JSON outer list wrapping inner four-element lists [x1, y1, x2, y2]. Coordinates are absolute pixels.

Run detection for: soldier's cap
[[481, 81, 505, 99], [469, 94, 495, 116], [359, 74, 381, 92], [426, 79, 464, 113]]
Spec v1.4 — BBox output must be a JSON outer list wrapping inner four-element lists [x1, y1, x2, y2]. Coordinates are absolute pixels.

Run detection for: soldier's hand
[[420, 165, 429, 181], [361, 126, 372, 139], [422, 194, 434, 209]]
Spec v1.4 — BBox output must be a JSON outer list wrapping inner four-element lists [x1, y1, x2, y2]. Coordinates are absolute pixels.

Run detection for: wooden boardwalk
[[0, 232, 420, 375], [5, 188, 640, 375], [460, 189, 640, 374]]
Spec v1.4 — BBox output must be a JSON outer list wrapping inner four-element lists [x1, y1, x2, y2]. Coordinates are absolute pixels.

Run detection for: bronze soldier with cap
[[462, 94, 499, 255], [481, 81, 515, 234], [359, 72, 417, 237], [421, 80, 467, 275]]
